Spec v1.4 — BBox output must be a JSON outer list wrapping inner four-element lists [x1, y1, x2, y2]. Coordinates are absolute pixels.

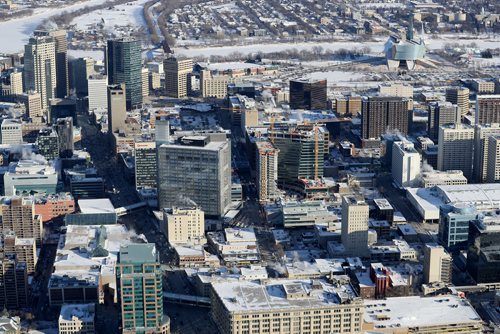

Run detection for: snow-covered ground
[[173, 37, 500, 59], [70, 0, 147, 31], [0, 0, 107, 53], [306, 71, 366, 83]]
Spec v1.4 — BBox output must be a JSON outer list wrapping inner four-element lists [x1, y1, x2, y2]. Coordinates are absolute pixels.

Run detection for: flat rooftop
[[364, 295, 482, 329], [119, 243, 157, 264], [212, 279, 360, 313], [78, 198, 115, 214], [59, 303, 95, 322]]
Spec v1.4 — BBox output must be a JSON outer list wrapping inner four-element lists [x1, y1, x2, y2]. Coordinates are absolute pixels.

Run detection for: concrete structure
[[0, 119, 22, 144], [0, 257, 28, 310], [134, 141, 157, 189], [141, 68, 148, 97], [361, 96, 410, 140], [289, 78, 327, 110], [200, 69, 234, 99], [473, 123, 500, 182], [158, 134, 231, 217], [427, 102, 460, 141], [437, 124, 474, 180], [155, 115, 170, 145], [65, 198, 117, 225], [0, 70, 22, 98], [363, 295, 483, 333], [341, 195, 369, 257], [116, 244, 170, 334], [107, 84, 127, 134], [3, 233, 37, 274], [446, 87, 469, 116], [58, 303, 95, 334], [18, 92, 42, 120], [33, 193, 75, 223], [472, 79, 495, 94], [3, 160, 58, 196], [164, 207, 205, 245], [107, 38, 142, 109], [487, 135, 500, 182], [164, 57, 192, 98], [379, 83, 413, 98], [69, 57, 93, 97], [0, 197, 43, 246], [34, 29, 68, 98], [23, 35, 56, 109], [211, 279, 364, 334], [475, 95, 500, 125], [255, 141, 279, 203], [467, 217, 500, 283], [419, 170, 467, 188], [391, 140, 420, 188], [423, 244, 452, 284], [335, 95, 362, 116], [87, 75, 108, 112], [37, 127, 59, 160], [282, 201, 337, 228]]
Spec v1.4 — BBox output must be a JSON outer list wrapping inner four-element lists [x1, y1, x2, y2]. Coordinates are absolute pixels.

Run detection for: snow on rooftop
[[59, 303, 95, 322], [364, 295, 482, 328], [78, 198, 115, 214]]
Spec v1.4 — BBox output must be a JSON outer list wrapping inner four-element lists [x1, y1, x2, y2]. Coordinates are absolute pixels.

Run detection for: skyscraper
[[289, 78, 327, 110], [445, 87, 469, 116], [164, 57, 192, 98], [107, 38, 142, 109], [475, 95, 500, 125], [34, 29, 68, 98], [134, 141, 157, 189], [341, 195, 369, 257], [427, 102, 460, 142], [23, 36, 57, 109], [69, 57, 94, 97], [391, 140, 420, 188], [486, 135, 500, 183], [107, 84, 127, 134], [473, 123, 500, 183], [37, 127, 60, 161], [0, 197, 43, 246], [437, 124, 474, 180], [0, 255, 28, 310], [255, 141, 279, 203], [87, 74, 108, 112], [157, 133, 231, 217], [116, 243, 169, 334], [155, 115, 170, 144], [423, 244, 452, 284], [55, 117, 74, 158], [361, 96, 411, 140]]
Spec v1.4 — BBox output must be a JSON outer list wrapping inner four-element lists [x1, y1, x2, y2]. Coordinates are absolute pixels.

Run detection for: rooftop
[[364, 295, 482, 329], [59, 303, 95, 322], [78, 198, 115, 214], [119, 243, 157, 264]]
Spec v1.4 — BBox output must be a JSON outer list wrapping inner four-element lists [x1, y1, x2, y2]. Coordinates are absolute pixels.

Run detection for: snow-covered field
[[306, 71, 366, 83], [70, 0, 147, 31], [0, 0, 106, 53], [173, 36, 500, 59]]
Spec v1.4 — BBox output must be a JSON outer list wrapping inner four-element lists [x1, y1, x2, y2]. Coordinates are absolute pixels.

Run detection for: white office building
[[392, 140, 420, 188], [438, 124, 474, 180], [0, 119, 22, 144], [87, 75, 108, 112]]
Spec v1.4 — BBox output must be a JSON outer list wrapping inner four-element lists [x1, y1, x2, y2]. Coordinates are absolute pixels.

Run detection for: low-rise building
[[58, 303, 95, 334]]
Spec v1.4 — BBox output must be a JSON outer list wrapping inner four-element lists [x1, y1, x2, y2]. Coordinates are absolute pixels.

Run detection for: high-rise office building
[[87, 74, 108, 111], [467, 218, 500, 283], [427, 102, 460, 141], [69, 57, 94, 97], [437, 124, 474, 180], [438, 204, 477, 252], [445, 87, 469, 116], [37, 127, 60, 161], [3, 232, 37, 275], [199, 70, 234, 99], [271, 125, 328, 187], [0, 70, 22, 98], [107, 38, 142, 109], [341, 195, 369, 257], [23, 36, 57, 109], [134, 141, 157, 189], [289, 78, 327, 110], [141, 68, 148, 97], [255, 141, 279, 203], [157, 133, 231, 217], [0, 255, 28, 310], [107, 84, 127, 134], [391, 140, 420, 188], [473, 123, 500, 183], [0, 119, 22, 144], [0, 197, 43, 246], [155, 115, 170, 144], [423, 244, 452, 284], [487, 135, 500, 183], [361, 96, 411, 140], [164, 57, 192, 98], [55, 117, 74, 158], [164, 207, 205, 244], [475, 95, 500, 125], [34, 30, 68, 98], [18, 92, 42, 121], [116, 243, 170, 334]]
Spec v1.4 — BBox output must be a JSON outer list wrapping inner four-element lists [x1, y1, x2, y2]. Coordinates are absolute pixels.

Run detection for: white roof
[[78, 198, 115, 214], [364, 295, 482, 328]]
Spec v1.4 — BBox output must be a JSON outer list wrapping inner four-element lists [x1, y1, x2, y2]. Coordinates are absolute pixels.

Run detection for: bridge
[[115, 201, 147, 216], [163, 292, 211, 307]]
